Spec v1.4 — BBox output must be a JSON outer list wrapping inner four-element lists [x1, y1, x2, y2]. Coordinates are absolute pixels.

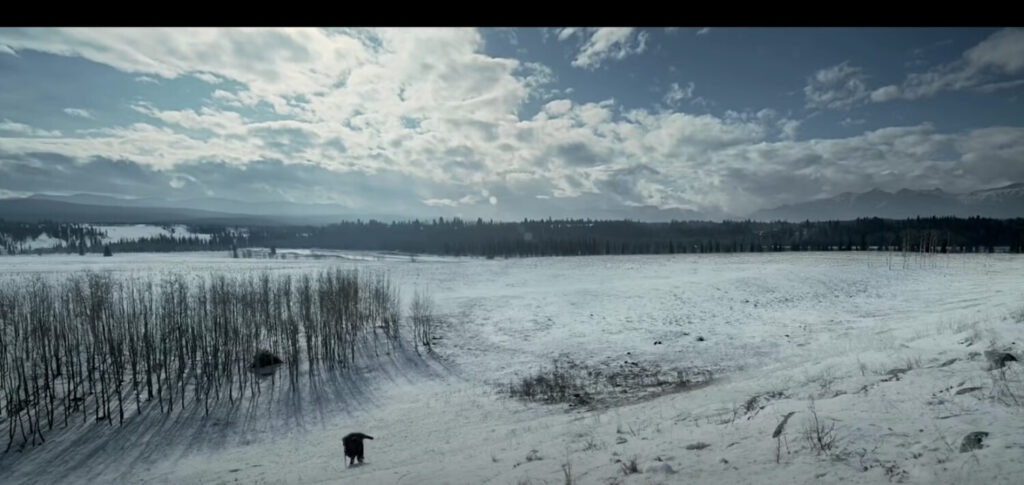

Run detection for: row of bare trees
[[885, 230, 952, 269], [0, 268, 409, 452]]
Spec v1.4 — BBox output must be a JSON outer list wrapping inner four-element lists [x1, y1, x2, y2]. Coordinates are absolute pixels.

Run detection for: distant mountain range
[[1, 183, 1022, 225], [0, 192, 716, 225], [0, 194, 399, 225], [0, 197, 277, 225], [750, 183, 1024, 221]]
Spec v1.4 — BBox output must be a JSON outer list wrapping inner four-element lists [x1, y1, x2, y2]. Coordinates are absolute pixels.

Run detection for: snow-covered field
[[1, 251, 1023, 484]]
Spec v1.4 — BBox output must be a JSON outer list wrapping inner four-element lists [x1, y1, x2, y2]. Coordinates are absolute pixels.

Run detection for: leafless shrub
[[410, 289, 436, 350], [508, 360, 592, 406], [580, 434, 603, 451], [619, 455, 640, 475], [816, 368, 837, 396], [991, 363, 1023, 407], [803, 399, 839, 455], [507, 357, 710, 407]]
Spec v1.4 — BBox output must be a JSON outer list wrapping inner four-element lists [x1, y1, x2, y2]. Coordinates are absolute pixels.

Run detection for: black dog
[[342, 432, 374, 466]]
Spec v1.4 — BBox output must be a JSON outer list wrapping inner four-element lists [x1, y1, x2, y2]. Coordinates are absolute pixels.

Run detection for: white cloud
[[690, 96, 714, 108], [975, 79, 1024, 93], [63, 108, 93, 119], [2, 122, 253, 169], [134, 75, 160, 84], [193, 72, 222, 84], [0, 27, 373, 102], [883, 28, 1024, 102], [696, 28, 711, 36], [663, 82, 695, 107], [169, 173, 198, 189], [841, 117, 866, 127], [422, 192, 498, 208], [557, 28, 579, 42], [571, 28, 649, 70], [870, 85, 901, 103], [543, 99, 573, 117], [131, 103, 248, 135], [0, 119, 61, 137], [778, 119, 801, 140], [964, 28, 1024, 74], [0, 188, 30, 199], [807, 29, 1024, 109], [804, 62, 869, 109], [0, 44, 16, 56], [422, 198, 459, 207]]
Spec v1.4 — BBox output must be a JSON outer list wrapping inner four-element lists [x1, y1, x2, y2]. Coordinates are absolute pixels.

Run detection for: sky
[[0, 27, 1022, 220]]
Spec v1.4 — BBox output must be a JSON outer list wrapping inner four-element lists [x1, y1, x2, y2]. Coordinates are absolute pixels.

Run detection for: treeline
[[5, 217, 1024, 258], [0, 220, 242, 255], [0, 269, 403, 451], [105, 234, 236, 252], [0, 221, 105, 255], [252, 216, 1024, 257]]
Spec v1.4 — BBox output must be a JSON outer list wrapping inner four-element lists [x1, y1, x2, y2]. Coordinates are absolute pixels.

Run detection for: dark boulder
[[251, 349, 283, 369], [960, 431, 989, 453], [984, 350, 1017, 370]]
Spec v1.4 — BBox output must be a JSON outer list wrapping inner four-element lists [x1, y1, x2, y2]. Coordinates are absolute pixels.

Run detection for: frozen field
[[1, 251, 1023, 484]]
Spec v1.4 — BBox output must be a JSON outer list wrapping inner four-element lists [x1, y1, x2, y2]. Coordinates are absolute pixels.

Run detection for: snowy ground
[[1, 251, 1023, 484]]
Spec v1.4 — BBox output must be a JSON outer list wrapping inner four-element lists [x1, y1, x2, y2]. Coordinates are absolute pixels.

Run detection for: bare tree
[[410, 290, 436, 350]]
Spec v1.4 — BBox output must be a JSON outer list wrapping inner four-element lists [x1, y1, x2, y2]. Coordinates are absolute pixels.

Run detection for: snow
[[265, 247, 458, 263], [96, 224, 211, 242], [1, 251, 1022, 484], [14, 232, 63, 250]]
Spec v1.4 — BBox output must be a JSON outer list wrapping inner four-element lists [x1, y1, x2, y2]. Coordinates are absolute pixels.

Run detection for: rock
[[984, 350, 1017, 370], [616, 436, 628, 444], [960, 431, 989, 453], [250, 349, 283, 369], [645, 462, 675, 474], [525, 449, 541, 462], [686, 442, 711, 450], [696, 336, 705, 342]]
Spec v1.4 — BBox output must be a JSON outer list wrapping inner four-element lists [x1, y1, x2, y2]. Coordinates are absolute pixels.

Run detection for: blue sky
[[0, 27, 1022, 220]]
